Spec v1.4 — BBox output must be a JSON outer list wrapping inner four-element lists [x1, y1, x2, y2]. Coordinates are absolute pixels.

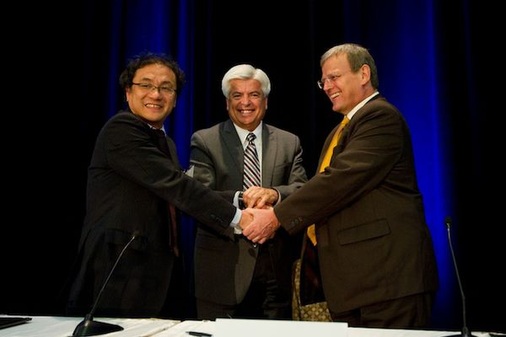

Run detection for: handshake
[[238, 186, 281, 244]]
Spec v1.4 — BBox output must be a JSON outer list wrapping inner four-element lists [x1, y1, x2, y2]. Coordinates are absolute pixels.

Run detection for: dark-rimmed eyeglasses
[[132, 82, 176, 95]]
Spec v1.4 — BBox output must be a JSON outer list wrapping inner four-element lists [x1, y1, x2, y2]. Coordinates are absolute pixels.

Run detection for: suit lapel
[[222, 120, 244, 173], [261, 125, 276, 186], [166, 137, 181, 168]]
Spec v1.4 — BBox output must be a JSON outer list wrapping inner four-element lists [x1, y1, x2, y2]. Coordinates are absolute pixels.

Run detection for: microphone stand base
[[72, 319, 124, 336], [445, 329, 478, 337]]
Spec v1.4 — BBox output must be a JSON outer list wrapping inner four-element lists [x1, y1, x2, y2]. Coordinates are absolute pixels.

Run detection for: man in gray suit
[[189, 64, 308, 319]]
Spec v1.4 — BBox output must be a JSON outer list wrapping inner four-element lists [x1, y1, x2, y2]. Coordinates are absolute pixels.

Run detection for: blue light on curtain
[[338, 0, 454, 325], [101, 0, 196, 170]]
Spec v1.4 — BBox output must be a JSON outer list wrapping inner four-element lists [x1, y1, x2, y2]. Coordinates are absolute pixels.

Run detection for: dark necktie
[[243, 132, 261, 190], [153, 129, 179, 257]]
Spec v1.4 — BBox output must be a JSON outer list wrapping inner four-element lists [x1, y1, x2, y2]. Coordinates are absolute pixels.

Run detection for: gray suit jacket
[[190, 119, 308, 305]]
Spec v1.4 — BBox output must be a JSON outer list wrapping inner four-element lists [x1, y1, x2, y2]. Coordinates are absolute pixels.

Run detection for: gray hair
[[221, 64, 271, 97], [320, 43, 379, 89]]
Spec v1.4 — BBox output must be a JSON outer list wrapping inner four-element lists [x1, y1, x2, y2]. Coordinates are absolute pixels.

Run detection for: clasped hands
[[239, 186, 281, 244]]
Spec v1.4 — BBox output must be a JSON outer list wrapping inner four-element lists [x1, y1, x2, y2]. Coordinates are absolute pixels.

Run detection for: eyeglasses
[[318, 70, 355, 89], [317, 74, 343, 89], [132, 82, 176, 95]]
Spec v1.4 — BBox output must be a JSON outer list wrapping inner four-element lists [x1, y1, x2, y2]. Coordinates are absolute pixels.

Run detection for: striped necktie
[[243, 133, 261, 190]]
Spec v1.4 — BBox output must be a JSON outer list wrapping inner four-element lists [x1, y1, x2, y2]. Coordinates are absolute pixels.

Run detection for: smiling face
[[125, 63, 178, 129], [320, 53, 371, 115], [226, 78, 267, 131]]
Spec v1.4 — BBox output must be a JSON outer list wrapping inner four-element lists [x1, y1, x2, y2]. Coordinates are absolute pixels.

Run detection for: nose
[[322, 78, 336, 89], [149, 87, 163, 96], [240, 96, 251, 105]]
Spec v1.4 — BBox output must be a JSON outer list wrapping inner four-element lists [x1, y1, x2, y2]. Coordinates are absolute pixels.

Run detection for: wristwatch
[[238, 191, 245, 209]]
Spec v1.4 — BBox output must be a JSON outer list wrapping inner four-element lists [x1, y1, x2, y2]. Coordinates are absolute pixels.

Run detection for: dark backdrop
[[4, 0, 504, 333]]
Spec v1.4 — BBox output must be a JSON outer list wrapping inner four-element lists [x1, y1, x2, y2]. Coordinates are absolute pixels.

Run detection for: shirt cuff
[[230, 208, 243, 234]]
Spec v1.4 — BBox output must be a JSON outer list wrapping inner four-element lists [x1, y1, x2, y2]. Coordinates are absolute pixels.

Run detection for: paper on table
[[214, 318, 348, 337], [154, 320, 215, 337]]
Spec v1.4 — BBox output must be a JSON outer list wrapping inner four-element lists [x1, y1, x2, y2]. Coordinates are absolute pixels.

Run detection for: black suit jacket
[[190, 119, 308, 305], [275, 95, 439, 314], [66, 110, 238, 317]]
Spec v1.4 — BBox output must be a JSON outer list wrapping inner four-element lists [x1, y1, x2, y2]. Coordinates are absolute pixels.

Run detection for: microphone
[[444, 217, 476, 337], [72, 232, 138, 336]]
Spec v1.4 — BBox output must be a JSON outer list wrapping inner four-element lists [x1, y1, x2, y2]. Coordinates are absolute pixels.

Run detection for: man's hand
[[243, 186, 279, 209], [239, 209, 254, 231], [242, 208, 280, 244]]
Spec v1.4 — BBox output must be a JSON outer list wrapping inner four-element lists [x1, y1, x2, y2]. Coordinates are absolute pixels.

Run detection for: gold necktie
[[307, 116, 349, 245]]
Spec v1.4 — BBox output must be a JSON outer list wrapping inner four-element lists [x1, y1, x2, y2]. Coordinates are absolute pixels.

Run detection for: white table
[[0, 315, 500, 337]]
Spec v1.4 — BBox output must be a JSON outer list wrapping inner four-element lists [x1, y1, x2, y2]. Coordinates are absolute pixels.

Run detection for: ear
[[360, 64, 371, 85]]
